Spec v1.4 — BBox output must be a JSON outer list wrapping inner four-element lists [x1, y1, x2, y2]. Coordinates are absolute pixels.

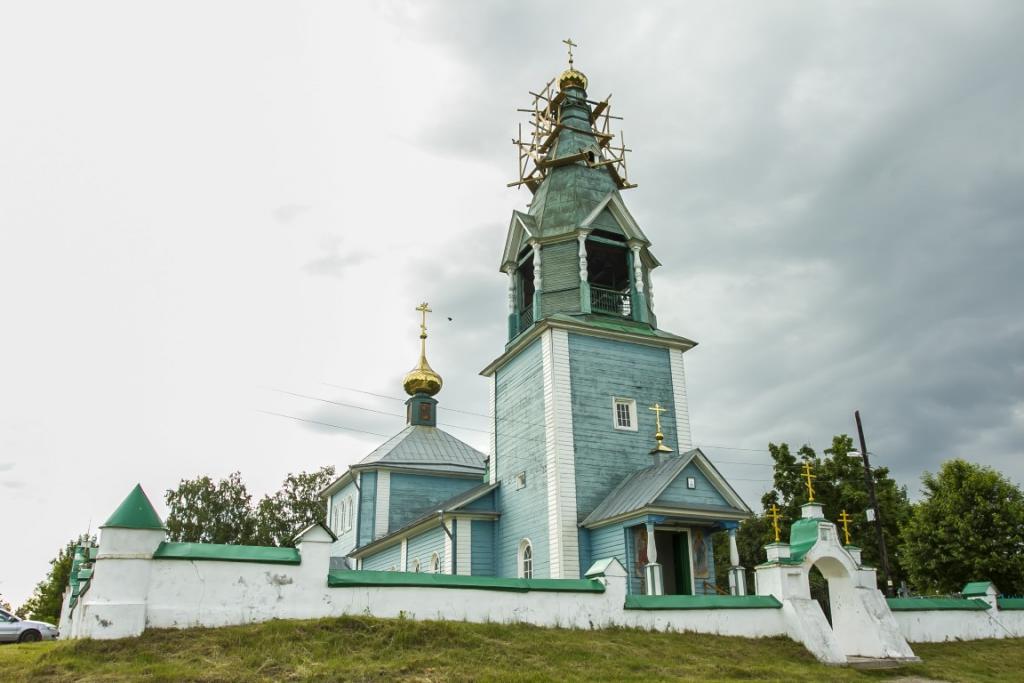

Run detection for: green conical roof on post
[[102, 484, 165, 530]]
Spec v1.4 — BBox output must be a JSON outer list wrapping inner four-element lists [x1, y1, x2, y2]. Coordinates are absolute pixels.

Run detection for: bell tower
[[501, 44, 657, 341], [483, 45, 698, 580]]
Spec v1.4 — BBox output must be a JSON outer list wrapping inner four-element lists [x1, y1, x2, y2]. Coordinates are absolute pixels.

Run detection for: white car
[[0, 608, 59, 643]]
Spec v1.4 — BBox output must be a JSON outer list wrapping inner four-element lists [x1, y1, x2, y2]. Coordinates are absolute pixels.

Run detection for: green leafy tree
[[901, 459, 1024, 594], [166, 467, 335, 547], [253, 466, 336, 547], [16, 535, 93, 623], [165, 471, 259, 544], [715, 435, 912, 591]]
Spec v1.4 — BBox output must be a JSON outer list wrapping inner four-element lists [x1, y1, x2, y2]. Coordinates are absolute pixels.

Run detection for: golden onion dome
[[403, 302, 443, 397], [403, 357, 442, 397], [558, 67, 588, 92]]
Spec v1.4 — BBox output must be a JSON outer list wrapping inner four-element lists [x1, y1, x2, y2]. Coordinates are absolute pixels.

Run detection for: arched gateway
[[754, 502, 919, 665]]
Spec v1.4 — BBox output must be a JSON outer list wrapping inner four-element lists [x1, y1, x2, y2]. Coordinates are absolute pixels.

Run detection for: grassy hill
[[2, 615, 1022, 682]]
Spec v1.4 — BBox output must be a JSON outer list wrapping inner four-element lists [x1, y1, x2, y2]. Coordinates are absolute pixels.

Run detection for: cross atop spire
[[648, 403, 673, 455], [403, 302, 443, 398], [801, 461, 816, 502], [838, 509, 853, 545], [768, 504, 783, 543], [562, 37, 577, 68]]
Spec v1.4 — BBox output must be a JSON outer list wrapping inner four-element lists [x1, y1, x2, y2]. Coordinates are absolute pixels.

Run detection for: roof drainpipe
[[437, 509, 455, 576]]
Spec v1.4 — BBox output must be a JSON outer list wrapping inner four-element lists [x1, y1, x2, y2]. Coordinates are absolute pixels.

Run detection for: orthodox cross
[[648, 402, 672, 453], [838, 509, 853, 545], [416, 302, 432, 340], [801, 461, 816, 502], [768, 504, 782, 543], [562, 37, 577, 67]]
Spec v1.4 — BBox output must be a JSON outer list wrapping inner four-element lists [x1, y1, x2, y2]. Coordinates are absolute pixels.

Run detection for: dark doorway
[[809, 564, 832, 625], [655, 531, 692, 595]]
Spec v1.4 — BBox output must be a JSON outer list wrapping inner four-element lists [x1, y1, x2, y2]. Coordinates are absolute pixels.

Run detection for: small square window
[[516, 471, 527, 490], [612, 398, 638, 432], [686, 477, 696, 490]]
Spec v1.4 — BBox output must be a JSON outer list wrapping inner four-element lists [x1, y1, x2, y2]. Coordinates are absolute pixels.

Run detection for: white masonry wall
[[891, 608, 1024, 643]]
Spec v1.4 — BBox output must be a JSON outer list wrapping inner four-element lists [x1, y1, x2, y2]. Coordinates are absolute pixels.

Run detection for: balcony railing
[[519, 307, 534, 331], [590, 285, 632, 318]]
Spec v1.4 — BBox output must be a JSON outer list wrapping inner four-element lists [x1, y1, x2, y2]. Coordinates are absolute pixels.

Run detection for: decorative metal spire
[[402, 302, 443, 396], [648, 403, 673, 455]]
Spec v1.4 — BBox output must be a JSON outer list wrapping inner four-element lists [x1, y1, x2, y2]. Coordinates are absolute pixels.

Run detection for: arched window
[[339, 501, 346, 533], [347, 497, 354, 531], [431, 552, 440, 574], [518, 539, 533, 579], [412, 559, 421, 573]]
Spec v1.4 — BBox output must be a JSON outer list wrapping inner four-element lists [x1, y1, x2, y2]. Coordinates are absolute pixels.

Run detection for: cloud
[[272, 204, 312, 225], [302, 236, 368, 278]]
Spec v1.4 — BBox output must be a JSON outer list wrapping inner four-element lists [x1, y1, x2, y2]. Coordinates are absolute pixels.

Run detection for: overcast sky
[[2, 1, 1022, 607]]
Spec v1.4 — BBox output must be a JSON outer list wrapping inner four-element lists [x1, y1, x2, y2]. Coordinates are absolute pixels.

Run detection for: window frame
[[518, 538, 534, 579], [430, 552, 440, 574], [611, 397, 638, 432]]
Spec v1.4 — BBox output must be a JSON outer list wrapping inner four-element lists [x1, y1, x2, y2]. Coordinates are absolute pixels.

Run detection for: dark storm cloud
[[382, 1, 1024, 496]]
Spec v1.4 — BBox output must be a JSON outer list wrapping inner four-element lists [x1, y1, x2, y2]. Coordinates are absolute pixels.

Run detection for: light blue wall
[[328, 481, 358, 559], [357, 470, 377, 549], [406, 526, 446, 572], [361, 542, 402, 572], [388, 473, 478, 532], [590, 522, 634, 592], [471, 520, 495, 576], [567, 333, 678, 521], [654, 463, 729, 509], [493, 338, 549, 578]]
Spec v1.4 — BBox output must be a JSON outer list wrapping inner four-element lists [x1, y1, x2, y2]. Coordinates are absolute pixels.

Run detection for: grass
[[2, 615, 1022, 682]]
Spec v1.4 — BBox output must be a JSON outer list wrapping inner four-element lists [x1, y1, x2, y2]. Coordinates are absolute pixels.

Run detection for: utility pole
[[855, 410, 894, 596]]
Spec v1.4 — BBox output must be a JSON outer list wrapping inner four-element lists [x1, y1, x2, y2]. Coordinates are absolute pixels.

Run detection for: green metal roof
[[102, 484, 165, 530], [624, 594, 782, 610], [961, 581, 995, 596], [997, 598, 1024, 610], [886, 598, 990, 611], [153, 542, 301, 565], [327, 570, 604, 593]]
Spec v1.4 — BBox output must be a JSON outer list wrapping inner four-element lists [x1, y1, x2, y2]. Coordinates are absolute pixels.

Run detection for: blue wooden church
[[321, 55, 752, 596]]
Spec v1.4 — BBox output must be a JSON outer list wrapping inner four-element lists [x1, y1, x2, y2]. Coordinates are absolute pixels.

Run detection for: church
[[320, 55, 753, 597]]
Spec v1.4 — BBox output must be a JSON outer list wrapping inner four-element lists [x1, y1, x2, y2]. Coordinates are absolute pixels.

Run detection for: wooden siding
[[494, 338, 549, 578], [540, 239, 580, 316], [357, 471, 377, 549], [328, 482, 358, 559], [567, 333, 678, 520], [455, 518, 472, 575], [542, 329, 580, 578], [374, 470, 390, 540], [361, 542, 401, 572], [387, 473, 478, 532], [471, 520, 496, 576], [591, 522, 631, 592], [654, 463, 730, 509], [669, 349, 693, 450], [406, 527, 446, 573]]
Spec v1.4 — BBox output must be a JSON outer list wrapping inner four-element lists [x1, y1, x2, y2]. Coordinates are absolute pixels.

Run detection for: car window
[[0, 610, 16, 622]]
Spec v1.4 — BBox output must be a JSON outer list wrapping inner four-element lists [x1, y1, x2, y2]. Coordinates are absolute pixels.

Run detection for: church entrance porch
[[654, 529, 692, 595]]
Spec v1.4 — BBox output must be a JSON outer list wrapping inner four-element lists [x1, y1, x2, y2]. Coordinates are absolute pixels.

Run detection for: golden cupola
[[402, 302, 443, 397], [557, 37, 588, 91]]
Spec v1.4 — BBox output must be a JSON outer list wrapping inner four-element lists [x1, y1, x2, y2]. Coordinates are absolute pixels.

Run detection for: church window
[[686, 477, 696, 490], [412, 559, 421, 573], [339, 502, 346, 532], [346, 497, 354, 531], [430, 552, 440, 574], [518, 539, 533, 579], [612, 397, 637, 431]]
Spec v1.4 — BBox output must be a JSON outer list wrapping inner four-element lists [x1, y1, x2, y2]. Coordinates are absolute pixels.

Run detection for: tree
[[165, 471, 258, 545], [901, 459, 1024, 594], [714, 435, 912, 591], [165, 467, 335, 547], [17, 535, 93, 623], [253, 466, 336, 547]]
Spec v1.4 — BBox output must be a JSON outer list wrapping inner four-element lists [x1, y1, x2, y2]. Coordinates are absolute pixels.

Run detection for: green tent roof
[[102, 484, 165, 530]]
